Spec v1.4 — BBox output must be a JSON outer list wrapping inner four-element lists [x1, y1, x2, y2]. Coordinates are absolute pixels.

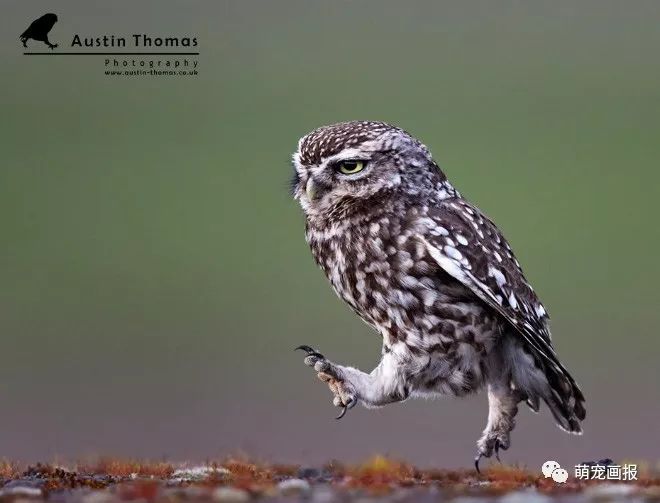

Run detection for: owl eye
[[336, 160, 366, 175]]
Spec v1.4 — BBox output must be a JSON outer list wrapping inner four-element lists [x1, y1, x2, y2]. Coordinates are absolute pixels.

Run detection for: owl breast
[[306, 210, 500, 396]]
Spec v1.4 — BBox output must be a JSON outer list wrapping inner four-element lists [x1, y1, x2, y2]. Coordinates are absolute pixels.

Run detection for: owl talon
[[297, 346, 357, 415], [475, 430, 509, 472], [335, 405, 348, 420], [295, 345, 325, 360], [334, 396, 356, 420], [474, 452, 483, 474], [494, 439, 506, 462]]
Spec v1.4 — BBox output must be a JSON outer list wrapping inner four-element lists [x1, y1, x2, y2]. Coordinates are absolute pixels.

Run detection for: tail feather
[[536, 355, 586, 434], [503, 333, 586, 433], [512, 324, 586, 433]]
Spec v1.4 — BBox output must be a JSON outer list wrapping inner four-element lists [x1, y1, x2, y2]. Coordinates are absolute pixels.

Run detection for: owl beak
[[305, 177, 318, 201]]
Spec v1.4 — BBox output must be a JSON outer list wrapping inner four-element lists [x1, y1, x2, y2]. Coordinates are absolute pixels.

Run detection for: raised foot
[[295, 345, 357, 419]]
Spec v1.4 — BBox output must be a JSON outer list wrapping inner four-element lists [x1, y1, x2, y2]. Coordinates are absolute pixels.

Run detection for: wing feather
[[420, 198, 585, 428]]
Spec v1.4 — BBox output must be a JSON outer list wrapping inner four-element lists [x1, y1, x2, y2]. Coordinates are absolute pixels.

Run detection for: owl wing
[[419, 198, 585, 427], [421, 198, 551, 341]]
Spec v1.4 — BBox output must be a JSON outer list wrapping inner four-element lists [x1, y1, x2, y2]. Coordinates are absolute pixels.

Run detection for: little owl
[[291, 121, 585, 470]]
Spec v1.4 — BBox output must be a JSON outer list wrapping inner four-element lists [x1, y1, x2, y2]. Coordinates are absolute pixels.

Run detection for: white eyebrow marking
[[322, 147, 372, 165]]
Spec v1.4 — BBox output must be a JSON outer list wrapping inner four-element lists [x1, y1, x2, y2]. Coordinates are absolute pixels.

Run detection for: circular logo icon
[[541, 460, 561, 478], [551, 468, 569, 483]]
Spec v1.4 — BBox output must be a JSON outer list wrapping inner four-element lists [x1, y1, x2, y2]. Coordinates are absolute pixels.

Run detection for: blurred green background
[[1, 1, 658, 468]]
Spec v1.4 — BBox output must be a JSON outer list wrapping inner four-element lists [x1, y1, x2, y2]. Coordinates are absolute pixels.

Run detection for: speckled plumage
[[292, 121, 585, 466]]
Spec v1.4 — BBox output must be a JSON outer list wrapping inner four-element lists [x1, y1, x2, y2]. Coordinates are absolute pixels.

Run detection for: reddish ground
[[0, 456, 658, 501]]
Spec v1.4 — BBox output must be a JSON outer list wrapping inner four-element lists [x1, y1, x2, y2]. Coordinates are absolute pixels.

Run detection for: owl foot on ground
[[295, 345, 357, 419], [474, 430, 509, 473]]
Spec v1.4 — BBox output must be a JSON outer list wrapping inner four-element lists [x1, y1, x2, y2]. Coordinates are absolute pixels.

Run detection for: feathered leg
[[475, 382, 524, 470], [297, 343, 424, 418]]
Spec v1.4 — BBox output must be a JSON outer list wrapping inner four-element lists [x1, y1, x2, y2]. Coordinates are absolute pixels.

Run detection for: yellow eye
[[337, 160, 366, 175]]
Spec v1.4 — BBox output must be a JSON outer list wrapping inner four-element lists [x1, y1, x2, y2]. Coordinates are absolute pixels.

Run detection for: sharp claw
[[474, 453, 482, 474], [494, 442, 501, 463], [335, 397, 356, 420], [295, 345, 324, 359]]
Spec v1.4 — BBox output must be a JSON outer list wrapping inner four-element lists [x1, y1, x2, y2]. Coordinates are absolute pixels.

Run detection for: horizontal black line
[[23, 52, 200, 56]]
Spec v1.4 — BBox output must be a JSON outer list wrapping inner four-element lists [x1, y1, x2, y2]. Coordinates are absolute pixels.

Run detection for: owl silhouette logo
[[20, 13, 59, 50]]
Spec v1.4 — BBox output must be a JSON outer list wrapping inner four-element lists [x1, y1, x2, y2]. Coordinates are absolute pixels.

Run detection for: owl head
[[291, 121, 451, 222]]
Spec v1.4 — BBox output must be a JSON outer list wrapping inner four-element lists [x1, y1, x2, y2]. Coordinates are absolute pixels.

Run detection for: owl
[[291, 121, 585, 470]]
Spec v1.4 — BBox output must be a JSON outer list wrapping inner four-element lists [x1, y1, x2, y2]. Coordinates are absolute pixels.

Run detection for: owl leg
[[474, 382, 524, 473], [296, 344, 416, 418]]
